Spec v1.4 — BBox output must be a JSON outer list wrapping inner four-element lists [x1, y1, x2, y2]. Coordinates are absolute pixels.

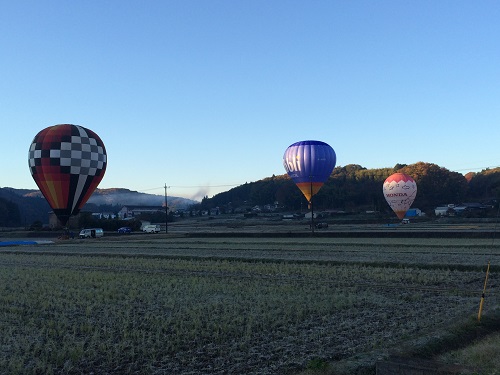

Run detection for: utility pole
[[164, 184, 169, 234]]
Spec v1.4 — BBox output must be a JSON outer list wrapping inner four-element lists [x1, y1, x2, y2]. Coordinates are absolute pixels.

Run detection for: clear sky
[[1, 1, 499, 201]]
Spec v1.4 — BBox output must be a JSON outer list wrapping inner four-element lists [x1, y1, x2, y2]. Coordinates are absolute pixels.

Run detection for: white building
[[118, 205, 166, 219]]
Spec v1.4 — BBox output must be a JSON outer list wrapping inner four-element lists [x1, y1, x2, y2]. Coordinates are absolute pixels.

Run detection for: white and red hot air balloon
[[382, 173, 417, 220]]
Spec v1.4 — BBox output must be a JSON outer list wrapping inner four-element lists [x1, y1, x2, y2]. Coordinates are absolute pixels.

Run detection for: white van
[[142, 224, 161, 233], [79, 228, 104, 238]]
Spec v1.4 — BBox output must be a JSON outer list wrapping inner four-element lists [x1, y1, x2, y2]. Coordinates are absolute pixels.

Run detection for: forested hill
[[0, 188, 197, 227], [199, 162, 500, 214], [1, 162, 499, 227]]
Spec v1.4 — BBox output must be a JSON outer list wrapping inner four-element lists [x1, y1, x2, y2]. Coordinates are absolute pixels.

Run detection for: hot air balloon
[[28, 124, 107, 226], [382, 172, 417, 220], [283, 140, 336, 203]]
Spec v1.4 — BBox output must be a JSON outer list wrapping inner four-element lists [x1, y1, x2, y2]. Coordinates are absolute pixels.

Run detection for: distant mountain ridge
[[0, 187, 199, 225], [3, 187, 198, 209], [88, 188, 199, 209]]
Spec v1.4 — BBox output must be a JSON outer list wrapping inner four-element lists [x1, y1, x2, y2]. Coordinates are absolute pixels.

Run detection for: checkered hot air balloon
[[283, 140, 336, 203], [28, 124, 107, 226], [382, 173, 417, 220]]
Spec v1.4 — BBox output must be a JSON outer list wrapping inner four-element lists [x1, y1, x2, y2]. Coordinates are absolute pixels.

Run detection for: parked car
[[117, 226, 132, 234], [79, 228, 104, 238], [142, 224, 161, 233]]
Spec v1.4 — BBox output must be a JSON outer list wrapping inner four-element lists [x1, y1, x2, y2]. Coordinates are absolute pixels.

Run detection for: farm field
[[1, 233, 499, 374]]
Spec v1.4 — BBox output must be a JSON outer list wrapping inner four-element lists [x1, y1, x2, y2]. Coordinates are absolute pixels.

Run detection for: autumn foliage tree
[[398, 162, 468, 211], [465, 168, 500, 202]]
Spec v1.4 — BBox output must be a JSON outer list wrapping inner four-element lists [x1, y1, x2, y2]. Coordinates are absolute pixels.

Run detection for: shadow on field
[[375, 312, 500, 375], [295, 312, 500, 375]]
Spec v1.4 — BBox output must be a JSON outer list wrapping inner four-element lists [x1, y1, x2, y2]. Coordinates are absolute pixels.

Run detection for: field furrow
[[0, 235, 499, 374]]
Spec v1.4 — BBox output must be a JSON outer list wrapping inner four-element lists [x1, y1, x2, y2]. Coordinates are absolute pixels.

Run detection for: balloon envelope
[[28, 124, 107, 226], [283, 140, 336, 202], [382, 173, 417, 220]]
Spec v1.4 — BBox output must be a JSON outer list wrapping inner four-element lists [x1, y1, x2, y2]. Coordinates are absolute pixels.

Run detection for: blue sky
[[1, 1, 499, 201]]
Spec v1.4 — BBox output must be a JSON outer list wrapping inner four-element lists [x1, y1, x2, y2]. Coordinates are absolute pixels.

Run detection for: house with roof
[[118, 205, 166, 220]]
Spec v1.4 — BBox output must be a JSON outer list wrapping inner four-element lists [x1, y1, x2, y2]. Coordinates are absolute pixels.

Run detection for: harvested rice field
[[1, 228, 499, 374]]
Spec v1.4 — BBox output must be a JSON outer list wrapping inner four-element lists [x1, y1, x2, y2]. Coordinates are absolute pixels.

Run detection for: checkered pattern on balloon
[[29, 124, 107, 225]]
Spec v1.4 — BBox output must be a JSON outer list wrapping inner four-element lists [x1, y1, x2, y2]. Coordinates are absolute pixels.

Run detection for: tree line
[[198, 162, 500, 215], [0, 197, 22, 227], [1, 162, 499, 227]]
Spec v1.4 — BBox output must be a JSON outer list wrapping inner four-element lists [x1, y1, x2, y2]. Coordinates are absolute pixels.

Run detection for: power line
[[171, 183, 242, 188], [138, 183, 243, 193], [452, 165, 500, 172]]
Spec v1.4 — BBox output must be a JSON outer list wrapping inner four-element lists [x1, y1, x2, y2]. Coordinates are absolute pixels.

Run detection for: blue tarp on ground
[[405, 208, 422, 217], [0, 241, 38, 246]]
